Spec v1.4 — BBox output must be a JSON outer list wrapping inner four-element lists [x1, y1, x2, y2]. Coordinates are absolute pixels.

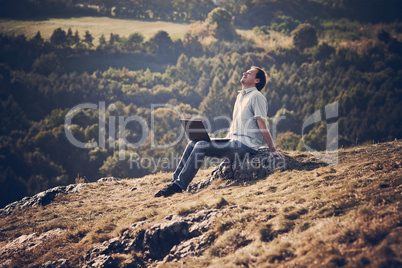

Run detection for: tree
[[276, 131, 301, 151], [312, 42, 335, 61], [50, 27, 67, 47], [291, 23, 318, 51], [270, 15, 301, 34], [207, 7, 237, 40], [273, 108, 302, 134], [183, 33, 203, 57], [66, 28, 73, 46], [124, 32, 144, 52], [147, 30, 173, 56], [199, 76, 231, 130], [73, 30, 80, 45], [83, 30, 94, 47], [109, 33, 115, 46], [32, 52, 62, 75], [0, 96, 29, 135], [0, 167, 27, 208], [207, 7, 232, 28], [98, 34, 107, 49], [378, 30, 391, 44], [32, 31, 44, 47]]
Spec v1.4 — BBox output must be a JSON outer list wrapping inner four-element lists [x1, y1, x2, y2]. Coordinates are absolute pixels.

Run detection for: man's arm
[[256, 117, 283, 158]]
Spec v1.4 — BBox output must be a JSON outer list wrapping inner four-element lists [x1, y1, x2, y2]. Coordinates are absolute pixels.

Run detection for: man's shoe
[[154, 182, 183, 197]]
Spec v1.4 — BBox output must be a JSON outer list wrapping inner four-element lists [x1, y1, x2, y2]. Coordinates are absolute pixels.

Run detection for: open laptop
[[180, 119, 231, 142]]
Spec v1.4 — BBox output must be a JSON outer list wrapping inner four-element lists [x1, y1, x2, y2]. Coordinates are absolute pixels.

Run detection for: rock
[[41, 258, 69, 268], [163, 233, 212, 262], [143, 220, 190, 259], [189, 148, 286, 192], [84, 209, 225, 266], [0, 184, 85, 216], [83, 254, 116, 268], [97, 177, 122, 182], [0, 229, 66, 267]]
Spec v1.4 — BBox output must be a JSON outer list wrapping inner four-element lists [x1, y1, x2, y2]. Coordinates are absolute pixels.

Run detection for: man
[[155, 66, 283, 197]]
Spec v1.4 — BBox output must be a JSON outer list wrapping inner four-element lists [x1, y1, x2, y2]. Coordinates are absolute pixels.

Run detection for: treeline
[[2, 0, 401, 25], [0, 28, 187, 75], [1, 6, 402, 207], [0, 7, 246, 76], [0, 0, 97, 18]]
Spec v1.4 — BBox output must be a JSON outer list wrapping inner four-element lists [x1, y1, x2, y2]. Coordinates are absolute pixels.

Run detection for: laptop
[[180, 119, 231, 143]]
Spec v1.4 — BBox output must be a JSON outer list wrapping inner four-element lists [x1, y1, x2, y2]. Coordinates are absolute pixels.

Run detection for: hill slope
[[0, 140, 401, 267]]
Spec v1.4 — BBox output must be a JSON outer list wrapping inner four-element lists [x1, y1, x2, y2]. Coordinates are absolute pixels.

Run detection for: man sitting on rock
[[155, 66, 283, 197]]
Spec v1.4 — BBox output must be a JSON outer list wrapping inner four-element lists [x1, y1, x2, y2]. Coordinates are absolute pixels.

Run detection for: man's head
[[240, 66, 267, 91]]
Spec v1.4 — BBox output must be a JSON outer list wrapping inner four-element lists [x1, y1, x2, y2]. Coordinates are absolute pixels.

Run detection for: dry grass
[[0, 17, 191, 44], [237, 29, 293, 51], [0, 140, 401, 267], [0, 16, 295, 51], [322, 22, 402, 54]]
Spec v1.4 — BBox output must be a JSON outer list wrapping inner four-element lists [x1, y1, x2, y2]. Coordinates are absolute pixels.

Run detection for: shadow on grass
[[282, 152, 328, 172]]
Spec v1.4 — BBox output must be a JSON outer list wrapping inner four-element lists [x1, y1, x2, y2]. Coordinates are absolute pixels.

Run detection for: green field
[[0, 16, 191, 44]]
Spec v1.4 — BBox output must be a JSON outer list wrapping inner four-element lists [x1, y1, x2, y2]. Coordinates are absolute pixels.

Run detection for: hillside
[[1, 0, 402, 210], [0, 140, 401, 267]]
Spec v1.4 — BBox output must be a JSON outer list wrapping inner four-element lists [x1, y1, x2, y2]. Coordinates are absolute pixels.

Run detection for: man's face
[[240, 69, 259, 87]]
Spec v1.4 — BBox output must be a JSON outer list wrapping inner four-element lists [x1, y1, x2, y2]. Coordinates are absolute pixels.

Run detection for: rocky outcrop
[[189, 148, 287, 192], [84, 208, 230, 267], [0, 184, 85, 216], [0, 177, 126, 217], [188, 148, 327, 192], [0, 229, 66, 267], [0, 177, 125, 216], [97, 177, 123, 182]]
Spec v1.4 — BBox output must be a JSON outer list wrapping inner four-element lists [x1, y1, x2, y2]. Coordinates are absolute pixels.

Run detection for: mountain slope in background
[[0, 140, 401, 267]]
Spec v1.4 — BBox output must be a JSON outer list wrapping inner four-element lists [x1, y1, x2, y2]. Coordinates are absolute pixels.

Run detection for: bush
[[207, 7, 238, 41], [312, 42, 336, 61], [32, 53, 63, 75], [291, 23, 318, 51], [270, 16, 301, 34]]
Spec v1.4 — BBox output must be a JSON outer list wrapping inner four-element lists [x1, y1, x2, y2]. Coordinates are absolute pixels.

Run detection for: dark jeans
[[173, 140, 257, 190]]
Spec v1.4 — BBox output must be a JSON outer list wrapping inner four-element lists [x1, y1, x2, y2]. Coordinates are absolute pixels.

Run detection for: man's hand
[[270, 150, 284, 159]]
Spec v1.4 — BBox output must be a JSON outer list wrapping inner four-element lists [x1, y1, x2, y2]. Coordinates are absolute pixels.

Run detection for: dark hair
[[251, 66, 267, 91]]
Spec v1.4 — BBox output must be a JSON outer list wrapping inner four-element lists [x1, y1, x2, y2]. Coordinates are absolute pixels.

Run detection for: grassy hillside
[[0, 17, 191, 43], [0, 140, 401, 267]]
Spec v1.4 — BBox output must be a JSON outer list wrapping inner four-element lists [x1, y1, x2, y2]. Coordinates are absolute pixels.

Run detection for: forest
[[0, 0, 401, 207]]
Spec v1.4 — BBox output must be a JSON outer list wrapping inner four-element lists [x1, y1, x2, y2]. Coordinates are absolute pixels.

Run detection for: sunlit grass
[[0, 16, 296, 53], [0, 16, 191, 44], [237, 29, 293, 51]]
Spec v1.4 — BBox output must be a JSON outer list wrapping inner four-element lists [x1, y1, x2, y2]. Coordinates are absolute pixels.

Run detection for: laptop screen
[[180, 119, 211, 142]]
